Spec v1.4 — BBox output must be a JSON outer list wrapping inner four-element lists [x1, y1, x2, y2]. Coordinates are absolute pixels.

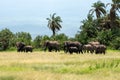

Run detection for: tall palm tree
[[89, 1, 106, 19], [107, 0, 120, 22], [105, 0, 120, 28], [46, 13, 62, 36]]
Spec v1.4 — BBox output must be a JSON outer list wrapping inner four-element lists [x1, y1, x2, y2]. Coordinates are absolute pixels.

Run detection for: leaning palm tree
[[89, 1, 106, 19], [46, 13, 62, 36]]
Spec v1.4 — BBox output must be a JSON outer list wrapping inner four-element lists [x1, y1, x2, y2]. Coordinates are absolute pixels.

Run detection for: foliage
[[53, 33, 68, 41], [46, 13, 62, 36], [33, 35, 42, 48], [75, 14, 98, 44], [110, 37, 120, 50], [0, 28, 14, 50], [76, 0, 120, 50], [96, 29, 113, 45], [89, 1, 106, 18], [15, 32, 32, 45]]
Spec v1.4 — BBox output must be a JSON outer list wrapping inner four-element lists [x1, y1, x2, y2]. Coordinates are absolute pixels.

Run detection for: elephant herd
[[16, 41, 107, 54], [83, 41, 106, 54]]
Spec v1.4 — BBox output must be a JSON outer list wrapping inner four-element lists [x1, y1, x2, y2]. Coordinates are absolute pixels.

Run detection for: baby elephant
[[24, 46, 33, 52], [68, 47, 79, 54]]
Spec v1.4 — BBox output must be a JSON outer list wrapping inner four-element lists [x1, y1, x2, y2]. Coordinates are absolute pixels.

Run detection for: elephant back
[[89, 41, 100, 46], [24, 45, 33, 52]]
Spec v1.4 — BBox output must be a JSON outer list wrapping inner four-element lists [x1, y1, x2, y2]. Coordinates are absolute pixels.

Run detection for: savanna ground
[[0, 50, 120, 80]]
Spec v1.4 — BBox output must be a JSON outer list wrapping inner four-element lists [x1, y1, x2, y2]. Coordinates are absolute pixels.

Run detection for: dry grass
[[0, 50, 120, 80]]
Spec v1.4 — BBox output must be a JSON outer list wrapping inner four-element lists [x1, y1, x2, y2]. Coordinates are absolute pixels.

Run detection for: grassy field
[[0, 50, 120, 80]]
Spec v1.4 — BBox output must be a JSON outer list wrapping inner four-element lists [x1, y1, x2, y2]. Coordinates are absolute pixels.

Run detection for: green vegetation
[[0, 51, 120, 80], [76, 0, 120, 49]]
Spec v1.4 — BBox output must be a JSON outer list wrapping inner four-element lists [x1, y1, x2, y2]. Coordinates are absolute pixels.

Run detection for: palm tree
[[105, 0, 120, 28], [107, 0, 120, 22], [89, 1, 106, 19], [46, 13, 62, 36]]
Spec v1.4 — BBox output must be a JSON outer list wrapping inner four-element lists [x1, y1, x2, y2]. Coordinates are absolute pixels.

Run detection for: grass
[[0, 50, 120, 80]]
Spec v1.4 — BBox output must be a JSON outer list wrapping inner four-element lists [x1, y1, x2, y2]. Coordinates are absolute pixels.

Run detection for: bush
[[110, 37, 120, 50]]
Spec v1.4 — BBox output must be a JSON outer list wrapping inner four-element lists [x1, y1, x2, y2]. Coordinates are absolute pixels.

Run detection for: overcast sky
[[0, 0, 111, 38]]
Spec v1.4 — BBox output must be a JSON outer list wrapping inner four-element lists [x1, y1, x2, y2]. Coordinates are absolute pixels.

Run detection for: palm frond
[[46, 18, 51, 21], [106, 3, 111, 8], [99, 8, 106, 15], [89, 9, 95, 15], [52, 13, 56, 20]]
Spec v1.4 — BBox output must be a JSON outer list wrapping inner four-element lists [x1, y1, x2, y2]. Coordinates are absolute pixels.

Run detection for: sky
[[0, 0, 111, 39]]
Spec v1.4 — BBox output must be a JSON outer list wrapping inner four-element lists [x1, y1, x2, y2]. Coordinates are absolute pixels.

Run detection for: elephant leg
[[102, 50, 105, 54], [84, 50, 86, 53], [48, 48, 51, 52], [95, 48, 99, 54], [70, 51, 73, 54], [55, 49, 57, 52], [90, 50, 93, 54], [80, 50, 83, 54], [87, 50, 89, 53], [31, 49, 33, 52]]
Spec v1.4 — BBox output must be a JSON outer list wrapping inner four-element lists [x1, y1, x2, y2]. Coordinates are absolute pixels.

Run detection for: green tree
[[96, 29, 113, 45], [89, 1, 106, 18], [75, 14, 98, 44], [46, 13, 62, 36], [15, 32, 32, 45], [54, 33, 68, 41], [41, 35, 50, 42], [108, 0, 120, 21], [0, 28, 14, 50], [106, 0, 120, 28], [111, 37, 120, 50], [33, 35, 42, 48]]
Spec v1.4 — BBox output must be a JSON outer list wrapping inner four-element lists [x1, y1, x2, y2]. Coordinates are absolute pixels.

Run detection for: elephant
[[89, 41, 100, 46], [83, 44, 94, 53], [44, 41, 60, 52], [94, 44, 106, 54], [16, 42, 25, 52], [64, 41, 83, 53], [68, 47, 79, 54], [24, 46, 33, 52]]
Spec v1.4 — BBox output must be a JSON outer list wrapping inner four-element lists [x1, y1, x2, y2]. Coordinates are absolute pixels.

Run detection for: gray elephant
[[16, 42, 25, 52], [68, 47, 79, 54], [83, 44, 94, 53], [24, 46, 33, 52], [94, 44, 106, 54], [64, 41, 83, 53], [89, 41, 100, 46], [44, 41, 60, 52]]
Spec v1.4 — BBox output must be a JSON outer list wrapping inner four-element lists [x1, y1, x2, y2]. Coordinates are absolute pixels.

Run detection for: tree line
[[0, 28, 70, 51], [0, 0, 120, 51]]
